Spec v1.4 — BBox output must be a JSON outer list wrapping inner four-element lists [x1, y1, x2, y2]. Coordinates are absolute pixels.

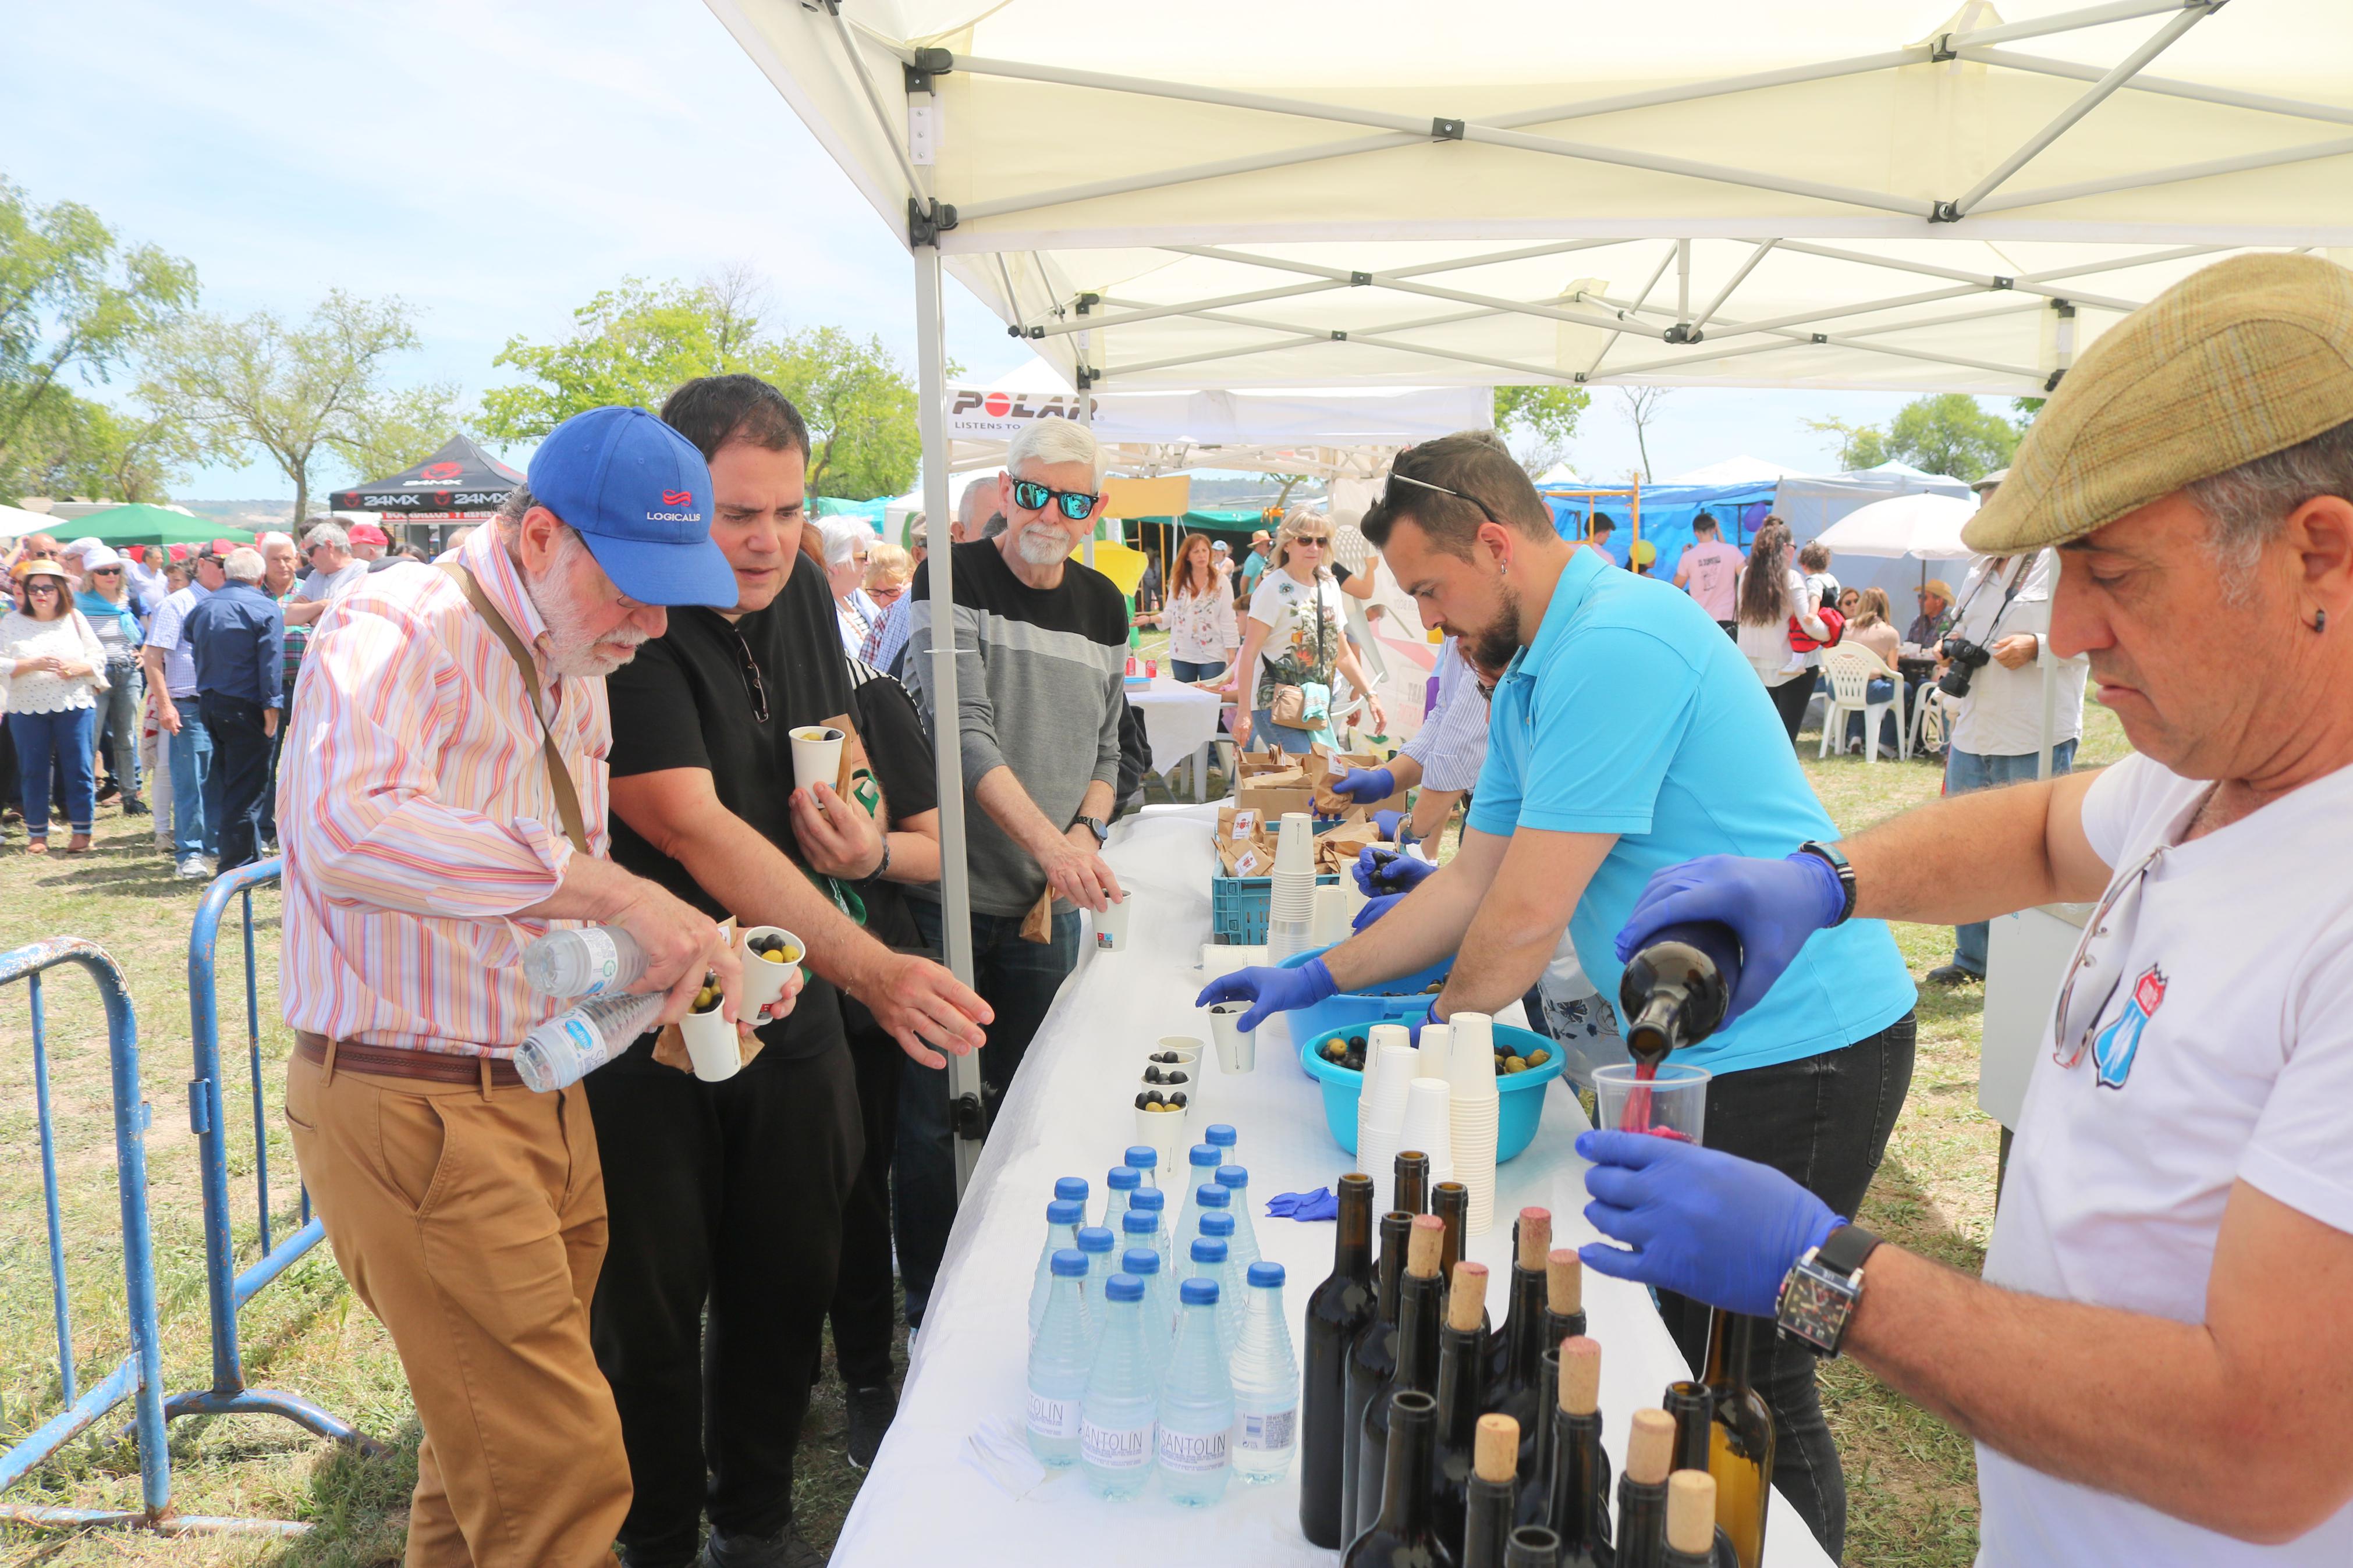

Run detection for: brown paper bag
[[1019, 885, 1055, 944], [652, 918, 769, 1073]]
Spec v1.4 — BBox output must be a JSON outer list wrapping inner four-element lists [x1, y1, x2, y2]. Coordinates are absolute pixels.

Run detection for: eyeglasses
[[1385, 469, 1513, 534], [1011, 478, 1100, 521], [2049, 842, 2166, 1069], [728, 627, 769, 724], [24, 582, 59, 593]]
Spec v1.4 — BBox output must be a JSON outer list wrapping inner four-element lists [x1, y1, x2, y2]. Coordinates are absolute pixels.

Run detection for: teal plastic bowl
[[1297, 1021, 1564, 1162], [1276, 944, 1451, 1065]]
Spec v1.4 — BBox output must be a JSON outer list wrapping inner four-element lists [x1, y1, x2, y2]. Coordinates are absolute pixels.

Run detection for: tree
[[1883, 392, 2018, 482], [1493, 384, 1591, 475], [766, 324, 923, 499], [1804, 414, 1890, 472], [1, 390, 194, 503], [0, 176, 198, 476], [141, 290, 462, 524], [1617, 385, 1673, 483]]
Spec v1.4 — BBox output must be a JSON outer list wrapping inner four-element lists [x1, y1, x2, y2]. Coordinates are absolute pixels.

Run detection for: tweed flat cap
[[1965, 254, 2353, 554]]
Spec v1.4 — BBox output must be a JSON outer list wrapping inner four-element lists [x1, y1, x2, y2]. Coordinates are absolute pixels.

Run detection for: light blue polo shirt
[[1468, 549, 1916, 1075]]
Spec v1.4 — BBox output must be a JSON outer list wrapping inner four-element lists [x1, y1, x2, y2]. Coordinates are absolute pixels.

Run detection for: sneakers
[[177, 855, 210, 880], [122, 798, 150, 817], [1924, 963, 1982, 987], [698, 1521, 825, 1568], [845, 1383, 898, 1471]]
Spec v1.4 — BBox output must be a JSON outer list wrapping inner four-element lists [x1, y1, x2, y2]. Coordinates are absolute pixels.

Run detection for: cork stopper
[[1667, 1471, 1718, 1555], [1475, 1414, 1519, 1483], [1547, 1247, 1583, 1315], [1447, 1261, 1490, 1332], [1557, 1335, 1601, 1416], [1517, 1208, 1552, 1271], [1406, 1213, 1445, 1278], [1626, 1408, 1675, 1486]]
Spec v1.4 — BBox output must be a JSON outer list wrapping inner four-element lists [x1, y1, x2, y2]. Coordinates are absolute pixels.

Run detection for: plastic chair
[[1817, 644, 1901, 763]]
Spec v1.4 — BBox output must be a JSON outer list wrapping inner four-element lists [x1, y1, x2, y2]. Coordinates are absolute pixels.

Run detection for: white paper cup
[[678, 1006, 741, 1083], [1361, 1045, 1417, 1129], [1310, 884, 1352, 945], [1199, 943, 1265, 980], [1274, 812, 1315, 874], [1094, 895, 1131, 951], [1399, 1078, 1456, 1172], [1207, 1002, 1255, 1074], [737, 925, 804, 1013], [789, 726, 845, 795], [1415, 1025, 1453, 1085]]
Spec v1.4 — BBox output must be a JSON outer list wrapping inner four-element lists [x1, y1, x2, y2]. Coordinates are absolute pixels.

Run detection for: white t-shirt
[[296, 560, 369, 605], [1976, 752, 2353, 1566], [1946, 550, 2089, 758], [1246, 568, 1347, 709], [1733, 566, 1817, 687]]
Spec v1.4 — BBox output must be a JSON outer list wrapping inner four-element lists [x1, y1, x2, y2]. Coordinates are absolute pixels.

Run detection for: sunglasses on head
[[1011, 478, 1099, 521]]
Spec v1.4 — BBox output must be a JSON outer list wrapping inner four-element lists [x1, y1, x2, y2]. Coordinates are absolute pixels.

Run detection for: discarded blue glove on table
[[1355, 844, 1439, 898], [1265, 1187, 1339, 1222], [1195, 957, 1336, 1034], [1330, 766, 1396, 805], [1612, 851, 1846, 1025], [1576, 1129, 1840, 1318]]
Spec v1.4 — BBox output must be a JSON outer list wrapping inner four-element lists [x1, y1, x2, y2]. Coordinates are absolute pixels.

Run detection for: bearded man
[[276, 407, 756, 1567]]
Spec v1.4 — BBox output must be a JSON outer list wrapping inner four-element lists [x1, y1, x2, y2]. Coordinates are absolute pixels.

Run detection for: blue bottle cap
[[1046, 1199, 1084, 1226], [1215, 1164, 1249, 1190], [1130, 1187, 1165, 1212], [1106, 1165, 1141, 1192], [1052, 1248, 1089, 1277], [1247, 1261, 1287, 1288], [1123, 1209, 1158, 1235], [1076, 1225, 1116, 1254], [1191, 1236, 1229, 1265], [1055, 1176, 1090, 1203], [1124, 1144, 1158, 1170], [1201, 1212, 1234, 1238], [1196, 1183, 1229, 1208], [1205, 1123, 1238, 1147], [1104, 1273, 1144, 1303], [1123, 1247, 1160, 1276], [1189, 1144, 1222, 1167], [1180, 1277, 1220, 1306]]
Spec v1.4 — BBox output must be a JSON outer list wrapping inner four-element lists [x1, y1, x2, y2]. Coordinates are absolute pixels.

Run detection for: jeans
[[895, 899, 1080, 1328], [1945, 739, 2079, 975], [95, 662, 143, 801], [1171, 657, 1226, 684], [1841, 675, 1901, 752], [1653, 1012, 1918, 1562], [10, 707, 95, 837], [167, 705, 218, 859], [199, 692, 273, 871], [1251, 705, 1319, 755]]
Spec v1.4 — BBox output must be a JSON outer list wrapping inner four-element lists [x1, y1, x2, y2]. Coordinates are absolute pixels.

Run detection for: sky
[[5, 0, 1953, 499]]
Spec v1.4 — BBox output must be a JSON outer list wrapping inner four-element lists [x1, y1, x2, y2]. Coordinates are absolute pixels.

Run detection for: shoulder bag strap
[[438, 561, 592, 856]]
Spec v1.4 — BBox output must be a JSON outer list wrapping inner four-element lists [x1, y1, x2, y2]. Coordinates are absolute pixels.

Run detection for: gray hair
[[818, 515, 872, 569], [300, 521, 349, 553], [257, 530, 296, 552], [494, 485, 534, 531], [1008, 417, 1104, 487], [2184, 416, 2353, 605], [222, 546, 265, 584]]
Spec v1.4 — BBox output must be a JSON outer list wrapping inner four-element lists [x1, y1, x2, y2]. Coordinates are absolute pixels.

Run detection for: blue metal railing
[[162, 858, 375, 1450]]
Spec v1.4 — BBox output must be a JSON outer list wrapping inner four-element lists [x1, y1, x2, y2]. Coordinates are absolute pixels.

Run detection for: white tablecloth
[[832, 805, 1836, 1568], [1126, 678, 1225, 777]]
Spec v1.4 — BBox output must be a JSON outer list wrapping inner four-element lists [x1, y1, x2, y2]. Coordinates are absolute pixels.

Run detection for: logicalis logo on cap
[[661, 489, 692, 506]]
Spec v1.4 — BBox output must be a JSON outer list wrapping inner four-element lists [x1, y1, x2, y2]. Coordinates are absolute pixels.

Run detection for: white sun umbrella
[[1813, 490, 1978, 560]]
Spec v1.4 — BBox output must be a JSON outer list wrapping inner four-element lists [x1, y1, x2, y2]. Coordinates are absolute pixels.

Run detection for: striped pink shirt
[[277, 525, 610, 1055]]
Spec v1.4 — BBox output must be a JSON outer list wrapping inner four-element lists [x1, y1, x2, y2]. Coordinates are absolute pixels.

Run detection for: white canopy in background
[[711, 0, 2353, 396]]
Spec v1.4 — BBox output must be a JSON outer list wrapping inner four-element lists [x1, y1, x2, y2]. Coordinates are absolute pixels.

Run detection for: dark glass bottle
[[1488, 1207, 1551, 1389], [1358, 1214, 1446, 1538], [1431, 1263, 1492, 1552], [1395, 1150, 1432, 1216], [1343, 1390, 1456, 1568], [1545, 1336, 1613, 1568], [1303, 1174, 1380, 1549], [1343, 1210, 1416, 1540], [1701, 1314, 1775, 1568], [1545, 1247, 1588, 1349], [1511, 1349, 1560, 1532], [1662, 1381, 1713, 1476], [1461, 1413, 1520, 1568], [1617, 922, 1742, 1063], [1616, 1409, 1677, 1568], [1506, 1526, 1563, 1568]]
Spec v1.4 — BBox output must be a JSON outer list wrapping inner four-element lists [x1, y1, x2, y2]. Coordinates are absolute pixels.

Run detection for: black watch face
[[1780, 1265, 1857, 1354]]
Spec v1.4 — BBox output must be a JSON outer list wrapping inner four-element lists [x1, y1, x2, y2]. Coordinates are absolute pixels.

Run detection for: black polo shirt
[[605, 553, 857, 1064]]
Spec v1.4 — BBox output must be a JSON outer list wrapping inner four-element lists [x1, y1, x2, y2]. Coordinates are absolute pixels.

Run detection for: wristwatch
[[1073, 815, 1109, 847], [858, 835, 893, 884], [1775, 1222, 1880, 1357], [1795, 839, 1858, 926]]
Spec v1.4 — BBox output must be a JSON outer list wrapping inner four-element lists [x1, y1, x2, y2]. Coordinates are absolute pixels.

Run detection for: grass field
[[0, 670, 2132, 1567]]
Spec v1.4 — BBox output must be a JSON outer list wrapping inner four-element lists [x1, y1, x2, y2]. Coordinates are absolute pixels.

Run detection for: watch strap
[[1797, 840, 1858, 926], [1816, 1222, 1880, 1278]]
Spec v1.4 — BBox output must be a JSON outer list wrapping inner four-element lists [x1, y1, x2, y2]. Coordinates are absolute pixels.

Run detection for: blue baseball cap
[[525, 407, 736, 607]]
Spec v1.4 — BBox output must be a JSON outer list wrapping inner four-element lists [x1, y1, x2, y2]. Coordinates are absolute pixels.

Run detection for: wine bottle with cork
[[1545, 1248, 1588, 1347], [1701, 1314, 1774, 1568], [1542, 1336, 1613, 1565], [1431, 1261, 1493, 1551], [1461, 1414, 1521, 1568], [1343, 1390, 1452, 1568], [1617, 1407, 1676, 1567], [1304, 1173, 1380, 1548], [1486, 1211, 1552, 1489], [1344, 1210, 1417, 1537], [1358, 1213, 1447, 1538], [1664, 1471, 1736, 1568]]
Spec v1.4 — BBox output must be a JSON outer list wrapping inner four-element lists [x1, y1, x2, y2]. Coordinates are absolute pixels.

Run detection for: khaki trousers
[[284, 1049, 628, 1568]]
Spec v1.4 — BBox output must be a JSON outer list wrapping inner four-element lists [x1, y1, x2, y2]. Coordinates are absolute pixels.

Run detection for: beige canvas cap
[[1964, 254, 2353, 554]]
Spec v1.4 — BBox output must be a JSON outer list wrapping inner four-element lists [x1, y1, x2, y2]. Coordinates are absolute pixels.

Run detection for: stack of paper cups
[[1399, 1077, 1457, 1189], [1266, 813, 1321, 964], [1445, 1011, 1501, 1235], [1309, 883, 1352, 946], [1415, 1023, 1453, 1084], [1357, 1043, 1414, 1206], [1273, 812, 1316, 873]]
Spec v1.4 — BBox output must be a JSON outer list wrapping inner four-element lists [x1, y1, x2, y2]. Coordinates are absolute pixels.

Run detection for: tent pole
[[1079, 329, 1096, 569], [913, 243, 985, 1198]]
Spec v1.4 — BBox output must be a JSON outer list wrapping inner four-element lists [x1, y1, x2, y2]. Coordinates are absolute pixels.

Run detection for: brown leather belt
[[297, 1031, 524, 1088]]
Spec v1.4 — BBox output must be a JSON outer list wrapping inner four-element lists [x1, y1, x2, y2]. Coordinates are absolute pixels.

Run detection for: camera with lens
[[1937, 635, 1993, 698]]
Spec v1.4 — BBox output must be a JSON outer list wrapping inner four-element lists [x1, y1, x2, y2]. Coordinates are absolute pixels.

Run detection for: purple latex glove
[[1195, 958, 1336, 1034], [1352, 891, 1406, 931], [1576, 1130, 1839, 1318], [1354, 844, 1438, 898], [1612, 852, 1845, 1024], [1331, 766, 1397, 804], [1372, 809, 1410, 843]]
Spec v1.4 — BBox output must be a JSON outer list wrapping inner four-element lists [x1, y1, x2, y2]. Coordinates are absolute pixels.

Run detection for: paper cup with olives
[[679, 972, 741, 1083], [738, 926, 806, 1013]]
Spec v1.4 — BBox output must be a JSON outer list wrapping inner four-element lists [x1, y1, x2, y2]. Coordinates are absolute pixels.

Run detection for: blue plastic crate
[[1209, 866, 1341, 944]]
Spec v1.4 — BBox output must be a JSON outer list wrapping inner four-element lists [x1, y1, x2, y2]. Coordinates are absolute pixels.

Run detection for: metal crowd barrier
[[162, 858, 375, 1452]]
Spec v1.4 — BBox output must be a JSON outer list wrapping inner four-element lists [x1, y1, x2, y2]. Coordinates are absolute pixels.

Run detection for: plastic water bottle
[[1230, 1261, 1300, 1485], [1204, 1123, 1238, 1160], [1030, 1198, 1086, 1341], [1056, 1175, 1091, 1210], [514, 992, 664, 1093], [1076, 1226, 1117, 1346], [1190, 1233, 1240, 1359], [1130, 1187, 1172, 1275], [1125, 1144, 1160, 1188], [520, 925, 646, 998], [1080, 1273, 1159, 1499], [1174, 1144, 1225, 1244], [1122, 1245, 1177, 1381], [1197, 1216, 1242, 1354], [1027, 1249, 1091, 1467], [1159, 1278, 1236, 1505], [1176, 1181, 1232, 1273], [1104, 1164, 1141, 1232], [1215, 1164, 1263, 1274]]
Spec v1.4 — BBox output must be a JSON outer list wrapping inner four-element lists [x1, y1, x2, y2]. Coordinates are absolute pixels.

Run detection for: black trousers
[[828, 1021, 901, 1388], [1652, 1013, 1915, 1563], [1764, 672, 1815, 742], [198, 692, 273, 870], [586, 1041, 861, 1563]]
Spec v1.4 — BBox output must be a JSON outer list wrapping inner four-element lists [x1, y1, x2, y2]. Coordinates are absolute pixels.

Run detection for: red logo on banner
[[661, 489, 693, 506], [985, 392, 1012, 417], [419, 461, 463, 482]]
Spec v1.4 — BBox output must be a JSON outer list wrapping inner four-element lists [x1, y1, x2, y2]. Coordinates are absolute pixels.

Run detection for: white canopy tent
[[704, 0, 2353, 1187]]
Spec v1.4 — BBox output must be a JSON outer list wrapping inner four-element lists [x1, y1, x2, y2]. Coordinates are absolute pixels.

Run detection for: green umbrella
[[67, 504, 255, 549]]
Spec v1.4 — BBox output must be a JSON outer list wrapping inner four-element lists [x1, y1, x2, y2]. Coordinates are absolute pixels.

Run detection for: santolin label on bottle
[[1158, 1426, 1231, 1473], [1081, 1420, 1153, 1470], [1239, 1408, 1296, 1451], [1026, 1392, 1079, 1440]]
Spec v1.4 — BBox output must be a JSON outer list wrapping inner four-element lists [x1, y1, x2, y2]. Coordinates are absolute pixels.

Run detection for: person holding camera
[[1926, 538, 2089, 986]]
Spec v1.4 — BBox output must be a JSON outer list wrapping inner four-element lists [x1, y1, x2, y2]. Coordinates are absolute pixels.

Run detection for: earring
[[2317, 607, 2330, 634]]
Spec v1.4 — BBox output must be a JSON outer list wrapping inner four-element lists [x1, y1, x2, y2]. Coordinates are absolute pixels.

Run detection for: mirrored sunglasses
[[1012, 478, 1099, 521]]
